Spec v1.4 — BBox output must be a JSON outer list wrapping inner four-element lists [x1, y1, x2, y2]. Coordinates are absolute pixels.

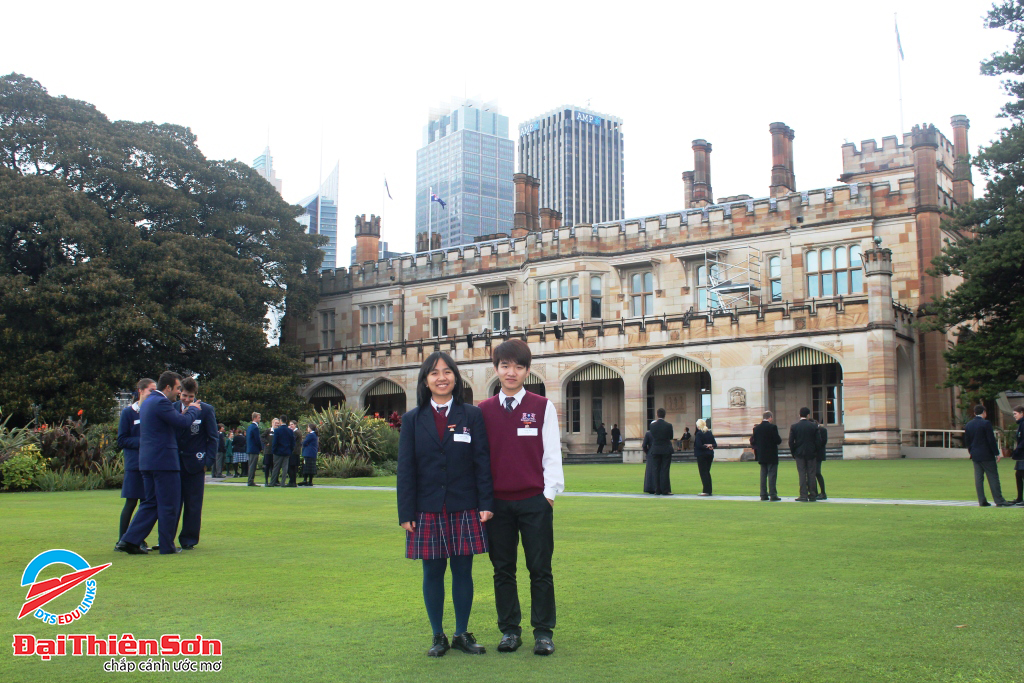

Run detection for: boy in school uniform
[[479, 339, 564, 656]]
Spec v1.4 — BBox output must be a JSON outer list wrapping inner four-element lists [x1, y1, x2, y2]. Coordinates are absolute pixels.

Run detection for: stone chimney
[[682, 171, 695, 207], [513, 173, 541, 236], [539, 208, 562, 232], [950, 115, 974, 206], [416, 231, 441, 252], [769, 123, 796, 197], [691, 140, 713, 206], [785, 125, 796, 190], [354, 214, 380, 264]]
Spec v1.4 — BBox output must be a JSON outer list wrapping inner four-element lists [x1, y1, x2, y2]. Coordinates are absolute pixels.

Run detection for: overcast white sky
[[2, 0, 1015, 260]]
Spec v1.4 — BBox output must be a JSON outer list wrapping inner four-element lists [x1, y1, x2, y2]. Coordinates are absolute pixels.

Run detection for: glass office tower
[[299, 162, 339, 271], [518, 105, 624, 227], [252, 146, 284, 196], [415, 102, 515, 249]]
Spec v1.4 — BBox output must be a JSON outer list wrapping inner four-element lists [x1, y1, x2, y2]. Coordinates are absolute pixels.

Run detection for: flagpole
[[428, 186, 432, 253], [896, 13, 904, 136]]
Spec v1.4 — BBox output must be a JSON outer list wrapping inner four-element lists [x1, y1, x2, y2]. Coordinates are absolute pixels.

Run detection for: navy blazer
[[648, 419, 675, 456], [694, 429, 717, 456], [964, 416, 999, 462], [138, 392, 201, 471], [396, 402, 493, 524], [116, 404, 142, 472], [272, 424, 295, 456], [246, 422, 263, 454], [302, 432, 319, 459], [788, 419, 819, 459], [751, 421, 782, 465], [1013, 418, 1024, 460], [171, 401, 220, 474]]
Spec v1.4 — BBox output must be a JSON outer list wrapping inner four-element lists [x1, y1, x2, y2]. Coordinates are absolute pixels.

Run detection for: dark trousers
[[123, 470, 181, 554], [178, 468, 205, 547], [815, 460, 826, 497], [213, 452, 224, 477], [795, 457, 818, 500], [973, 459, 1005, 505], [119, 498, 139, 540], [1015, 468, 1024, 500], [648, 453, 672, 494], [246, 454, 261, 485], [270, 454, 288, 485], [696, 455, 714, 494], [488, 494, 556, 639], [759, 462, 778, 498], [596, 442, 605, 454]]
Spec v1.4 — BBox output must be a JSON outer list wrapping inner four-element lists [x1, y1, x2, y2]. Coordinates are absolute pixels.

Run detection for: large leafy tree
[[0, 74, 324, 425]]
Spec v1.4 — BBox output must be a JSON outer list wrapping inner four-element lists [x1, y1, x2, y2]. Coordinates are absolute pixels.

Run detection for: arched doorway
[[766, 346, 844, 443], [563, 364, 623, 453], [364, 379, 407, 419], [643, 356, 712, 443], [310, 383, 346, 412], [462, 386, 475, 406], [490, 372, 547, 397]]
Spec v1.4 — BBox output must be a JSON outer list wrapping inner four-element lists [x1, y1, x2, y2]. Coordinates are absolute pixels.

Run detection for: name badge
[[517, 428, 538, 437], [453, 433, 471, 443], [134, 420, 140, 425]]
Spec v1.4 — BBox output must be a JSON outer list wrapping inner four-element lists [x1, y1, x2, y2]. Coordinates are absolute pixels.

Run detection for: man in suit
[[648, 408, 675, 496], [751, 411, 782, 501], [815, 422, 829, 500], [641, 430, 655, 494], [117, 371, 202, 555], [788, 407, 820, 502], [963, 405, 1014, 507], [269, 417, 296, 487], [115, 378, 156, 548], [245, 412, 263, 487], [172, 377, 219, 549], [610, 424, 621, 453], [287, 420, 301, 487]]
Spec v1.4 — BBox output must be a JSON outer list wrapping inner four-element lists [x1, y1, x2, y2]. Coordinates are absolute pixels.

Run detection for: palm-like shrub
[[307, 404, 396, 465]]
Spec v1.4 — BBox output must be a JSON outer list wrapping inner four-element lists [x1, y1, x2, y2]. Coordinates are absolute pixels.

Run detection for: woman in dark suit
[[693, 419, 717, 496], [299, 425, 318, 486], [397, 352, 493, 657]]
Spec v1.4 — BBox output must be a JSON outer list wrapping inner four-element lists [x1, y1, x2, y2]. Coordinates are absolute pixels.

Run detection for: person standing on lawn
[[299, 424, 318, 486], [172, 377, 219, 550], [245, 413, 263, 487], [814, 421, 829, 500], [116, 371, 201, 555], [693, 419, 717, 496], [963, 405, 1014, 507], [269, 417, 295, 487], [788, 407, 820, 502], [1010, 406, 1024, 506], [647, 409, 674, 495], [397, 351, 493, 657], [751, 411, 782, 501], [480, 338, 564, 656], [231, 427, 246, 478], [263, 418, 279, 485], [221, 424, 232, 479], [288, 420, 301, 487], [116, 378, 156, 548]]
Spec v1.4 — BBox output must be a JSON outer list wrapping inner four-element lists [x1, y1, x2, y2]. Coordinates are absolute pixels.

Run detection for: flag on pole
[[895, 20, 904, 60], [384, 178, 393, 200], [430, 191, 447, 210]]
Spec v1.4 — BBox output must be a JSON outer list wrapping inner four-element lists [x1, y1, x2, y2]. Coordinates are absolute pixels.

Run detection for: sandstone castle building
[[284, 116, 974, 460]]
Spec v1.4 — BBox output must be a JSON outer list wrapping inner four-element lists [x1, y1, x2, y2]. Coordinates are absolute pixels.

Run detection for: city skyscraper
[[252, 146, 284, 195], [299, 162, 339, 271], [415, 101, 515, 249], [517, 105, 624, 227]]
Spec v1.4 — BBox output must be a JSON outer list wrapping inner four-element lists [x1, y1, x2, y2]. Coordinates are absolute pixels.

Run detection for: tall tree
[[0, 74, 324, 424], [927, 1, 1024, 404]]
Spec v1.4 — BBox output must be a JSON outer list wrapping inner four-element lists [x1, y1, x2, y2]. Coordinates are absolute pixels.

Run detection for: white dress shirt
[[498, 387, 565, 500], [429, 397, 454, 414]]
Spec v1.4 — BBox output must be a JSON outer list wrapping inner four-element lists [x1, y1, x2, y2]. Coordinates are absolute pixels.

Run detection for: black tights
[[1015, 469, 1023, 500], [119, 498, 139, 541]]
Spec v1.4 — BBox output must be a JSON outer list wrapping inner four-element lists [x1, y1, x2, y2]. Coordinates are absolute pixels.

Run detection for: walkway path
[[207, 480, 1016, 507]]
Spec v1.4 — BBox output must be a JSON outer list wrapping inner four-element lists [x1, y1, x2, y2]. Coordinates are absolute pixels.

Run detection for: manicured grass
[[224, 459, 1020, 501], [1, 485, 1021, 682]]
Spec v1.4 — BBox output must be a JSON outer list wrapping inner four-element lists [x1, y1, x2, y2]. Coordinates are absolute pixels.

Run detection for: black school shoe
[[533, 637, 555, 656], [427, 633, 449, 657], [451, 632, 485, 654], [497, 633, 522, 652]]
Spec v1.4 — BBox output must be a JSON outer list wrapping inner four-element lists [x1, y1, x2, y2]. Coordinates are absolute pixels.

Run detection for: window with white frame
[[590, 275, 602, 320], [566, 381, 581, 433], [490, 292, 510, 331], [630, 271, 654, 316], [811, 363, 842, 425], [696, 265, 721, 311], [360, 303, 393, 344], [537, 276, 579, 324], [430, 298, 448, 338], [320, 311, 335, 349], [768, 256, 782, 302], [805, 245, 863, 298]]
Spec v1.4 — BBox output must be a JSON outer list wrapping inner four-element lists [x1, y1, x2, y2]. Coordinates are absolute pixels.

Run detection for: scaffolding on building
[[704, 246, 763, 311]]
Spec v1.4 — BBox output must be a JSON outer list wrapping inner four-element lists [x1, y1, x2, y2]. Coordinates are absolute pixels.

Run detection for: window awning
[[568, 364, 622, 382], [650, 357, 707, 376], [366, 379, 404, 396], [770, 347, 837, 369], [312, 384, 345, 399], [525, 372, 545, 386]]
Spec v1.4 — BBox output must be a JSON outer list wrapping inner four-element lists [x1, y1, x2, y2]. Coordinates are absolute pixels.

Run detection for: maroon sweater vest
[[479, 390, 547, 500]]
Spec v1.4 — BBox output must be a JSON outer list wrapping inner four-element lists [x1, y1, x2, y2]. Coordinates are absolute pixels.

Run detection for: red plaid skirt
[[405, 507, 488, 560]]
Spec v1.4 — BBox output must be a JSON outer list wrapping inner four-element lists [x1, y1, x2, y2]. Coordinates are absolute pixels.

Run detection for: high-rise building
[[518, 106, 624, 226], [415, 101, 515, 249], [299, 162, 339, 271], [253, 146, 284, 195]]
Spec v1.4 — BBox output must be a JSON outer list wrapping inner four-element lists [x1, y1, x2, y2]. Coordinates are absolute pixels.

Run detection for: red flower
[[77, 410, 84, 416]]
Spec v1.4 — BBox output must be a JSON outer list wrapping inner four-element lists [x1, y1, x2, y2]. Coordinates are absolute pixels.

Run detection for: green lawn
[[1, 481, 1022, 682], [223, 458, 1021, 501]]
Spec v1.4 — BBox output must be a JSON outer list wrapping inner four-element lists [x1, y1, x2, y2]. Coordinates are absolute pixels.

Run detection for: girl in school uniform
[[396, 351, 493, 657], [299, 425, 318, 486]]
